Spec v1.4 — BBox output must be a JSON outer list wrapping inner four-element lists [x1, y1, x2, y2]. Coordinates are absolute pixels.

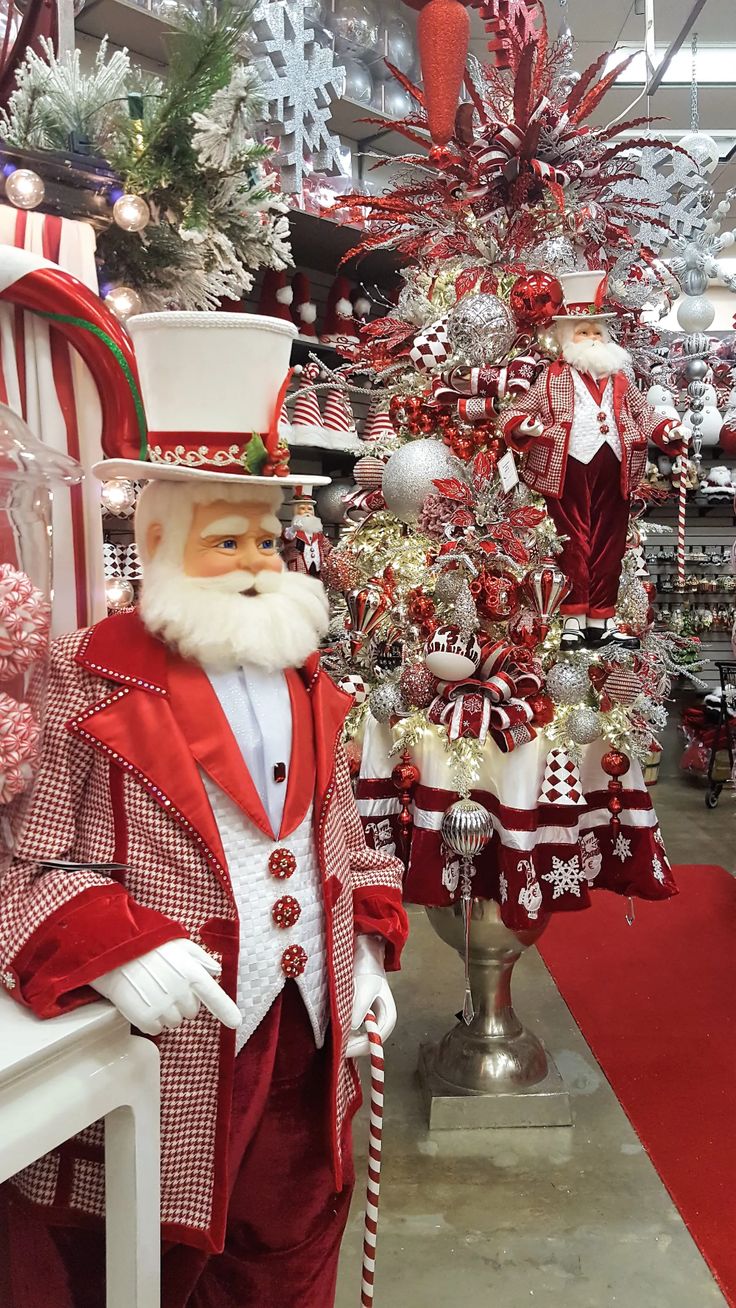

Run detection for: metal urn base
[[418, 900, 572, 1129]]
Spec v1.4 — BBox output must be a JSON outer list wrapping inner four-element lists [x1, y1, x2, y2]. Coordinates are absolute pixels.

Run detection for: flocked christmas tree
[[319, 0, 706, 936]]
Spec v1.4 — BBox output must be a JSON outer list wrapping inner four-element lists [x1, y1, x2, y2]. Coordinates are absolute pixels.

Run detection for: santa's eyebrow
[[260, 514, 282, 535], [201, 515, 250, 538]]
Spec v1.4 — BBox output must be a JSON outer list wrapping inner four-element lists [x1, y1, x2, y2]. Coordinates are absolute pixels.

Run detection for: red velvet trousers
[[0, 983, 354, 1308], [547, 444, 630, 619]]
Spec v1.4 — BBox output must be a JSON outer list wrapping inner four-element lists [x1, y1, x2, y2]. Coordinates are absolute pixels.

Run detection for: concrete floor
[[337, 745, 734, 1308]]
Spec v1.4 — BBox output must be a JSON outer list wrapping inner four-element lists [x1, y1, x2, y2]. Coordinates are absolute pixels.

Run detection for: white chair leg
[[104, 1039, 161, 1308]]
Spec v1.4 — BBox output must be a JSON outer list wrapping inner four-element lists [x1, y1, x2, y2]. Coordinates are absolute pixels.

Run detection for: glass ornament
[[343, 57, 373, 104], [105, 286, 143, 321], [5, 169, 45, 210], [446, 293, 517, 366], [325, 0, 380, 54], [105, 576, 135, 610], [382, 440, 459, 524], [678, 131, 720, 176], [112, 193, 151, 233]]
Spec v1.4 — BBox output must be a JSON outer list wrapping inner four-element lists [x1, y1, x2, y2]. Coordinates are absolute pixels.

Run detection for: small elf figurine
[[503, 271, 687, 651], [283, 487, 330, 577]]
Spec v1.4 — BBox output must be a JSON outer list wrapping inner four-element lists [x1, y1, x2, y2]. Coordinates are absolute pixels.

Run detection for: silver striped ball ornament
[[441, 799, 493, 859]]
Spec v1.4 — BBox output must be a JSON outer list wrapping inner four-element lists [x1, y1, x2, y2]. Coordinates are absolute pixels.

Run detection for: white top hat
[[94, 312, 329, 488], [551, 270, 616, 321]]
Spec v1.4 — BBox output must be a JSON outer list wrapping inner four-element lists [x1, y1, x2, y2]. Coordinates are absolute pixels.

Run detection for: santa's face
[[180, 498, 283, 583], [138, 486, 329, 673], [571, 320, 605, 344], [556, 317, 630, 380]]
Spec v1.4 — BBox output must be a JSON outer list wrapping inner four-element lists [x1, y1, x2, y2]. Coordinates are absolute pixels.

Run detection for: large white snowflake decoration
[[542, 854, 586, 900], [252, 0, 346, 193], [611, 145, 708, 252], [613, 833, 632, 863]]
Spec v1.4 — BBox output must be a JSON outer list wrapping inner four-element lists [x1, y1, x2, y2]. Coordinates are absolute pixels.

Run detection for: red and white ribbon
[[674, 445, 690, 588], [361, 1008, 384, 1308]]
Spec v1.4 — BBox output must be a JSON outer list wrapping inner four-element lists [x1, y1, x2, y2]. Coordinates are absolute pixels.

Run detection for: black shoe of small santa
[[586, 621, 640, 650], [560, 619, 586, 651]]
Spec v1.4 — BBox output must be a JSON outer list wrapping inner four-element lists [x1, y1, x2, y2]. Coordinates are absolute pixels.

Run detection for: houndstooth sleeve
[[334, 744, 408, 970], [0, 634, 185, 1017], [502, 371, 552, 448]]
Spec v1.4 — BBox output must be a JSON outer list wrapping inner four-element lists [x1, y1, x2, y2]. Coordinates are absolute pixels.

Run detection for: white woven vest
[[202, 774, 329, 1054], [568, 371, 621, 464]]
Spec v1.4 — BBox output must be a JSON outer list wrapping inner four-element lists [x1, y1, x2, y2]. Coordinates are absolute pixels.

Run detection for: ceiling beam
[[646, 0, 710, 95]]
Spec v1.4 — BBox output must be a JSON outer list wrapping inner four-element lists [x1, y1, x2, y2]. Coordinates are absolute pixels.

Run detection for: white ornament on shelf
[[252, 0, 347, 194], [5, 168, 45, 210]]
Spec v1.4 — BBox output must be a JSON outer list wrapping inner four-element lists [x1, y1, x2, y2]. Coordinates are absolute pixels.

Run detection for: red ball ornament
[[509, 272, 564, 327], [601, 749, 630, 778], [608, 796, 623, 815]]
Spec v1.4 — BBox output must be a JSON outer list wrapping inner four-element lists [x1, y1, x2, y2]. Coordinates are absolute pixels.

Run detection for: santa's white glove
[[662, 424, 689, 447], [514, 415, 544, 440], [346, 934, 397, 1059], [90, 938, 242, 1036]]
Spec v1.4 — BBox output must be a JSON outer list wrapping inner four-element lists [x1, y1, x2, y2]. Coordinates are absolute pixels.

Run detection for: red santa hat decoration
[[291, 271, 317, 339], [258, 268, 294, 323], [361, 398, 396, 444], [290, 361, 326, 445], [320, 274, 359, 345], [322, 387, 360, 450], [552, 270, 616, 321]]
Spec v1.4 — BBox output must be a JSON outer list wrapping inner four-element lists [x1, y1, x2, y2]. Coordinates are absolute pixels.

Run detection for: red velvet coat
[[502, 361, 682, 499], [0, 611, 408, 1252]]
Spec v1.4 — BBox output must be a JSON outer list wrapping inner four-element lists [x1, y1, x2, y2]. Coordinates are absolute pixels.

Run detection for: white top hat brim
[[551, 311, 617, 321], [93, 458, 331, 489]]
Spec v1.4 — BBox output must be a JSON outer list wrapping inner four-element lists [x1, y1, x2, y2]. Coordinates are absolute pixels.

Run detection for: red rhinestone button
[[269, 848, 296, 879], [272, 895, 301, 930], [281, 944, 307, 978]]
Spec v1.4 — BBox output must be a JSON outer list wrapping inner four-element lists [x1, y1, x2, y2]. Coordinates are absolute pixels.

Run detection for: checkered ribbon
[[361, 1009, 384, 1307]]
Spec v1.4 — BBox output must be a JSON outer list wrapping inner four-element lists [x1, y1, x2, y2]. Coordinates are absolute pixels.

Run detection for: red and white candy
[[0, 565, 51, 681], [0, 693, 41, 804]]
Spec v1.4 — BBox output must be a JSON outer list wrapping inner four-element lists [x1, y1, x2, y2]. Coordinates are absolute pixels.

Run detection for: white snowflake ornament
[[542, 854, 585, 899]]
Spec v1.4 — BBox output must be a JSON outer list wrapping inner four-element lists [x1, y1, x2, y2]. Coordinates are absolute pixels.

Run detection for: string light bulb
[[105, 285, 143, 321], [101, 478, 136, 516], [112, 193, 150, 232], [105, 576, 135, 611], [5, 168, 45, 210]]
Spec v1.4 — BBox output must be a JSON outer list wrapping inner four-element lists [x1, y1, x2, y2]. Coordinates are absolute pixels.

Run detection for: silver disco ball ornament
[[441, 798, 493, 859], [446, 293, 517, 367], [567, 706, 602, 745], [369, 681, 405, 723], [546, 660, 590, 706], [382, 440, 460, 524]]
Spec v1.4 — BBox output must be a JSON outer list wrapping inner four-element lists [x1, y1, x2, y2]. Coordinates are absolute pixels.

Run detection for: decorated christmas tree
[[320, 0, 705, 933]]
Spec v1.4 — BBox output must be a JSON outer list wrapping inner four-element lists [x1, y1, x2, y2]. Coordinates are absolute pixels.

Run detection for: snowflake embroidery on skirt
[[652, 854, 666, 884], [499, 871, 509, 903], [542, 854, 585, 899], [613, 833, 632, 862]]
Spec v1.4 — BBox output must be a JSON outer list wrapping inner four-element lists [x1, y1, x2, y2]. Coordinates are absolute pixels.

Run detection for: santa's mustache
[[561, 334, 629, 380], [187, 569, 288, 596]]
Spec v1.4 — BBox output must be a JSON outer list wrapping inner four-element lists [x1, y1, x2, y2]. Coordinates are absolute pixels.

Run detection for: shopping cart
[[705, 662, 736, 809]]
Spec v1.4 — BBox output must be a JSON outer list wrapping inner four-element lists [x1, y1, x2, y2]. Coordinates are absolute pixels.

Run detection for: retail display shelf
[[288, 209, 402, 281], [328, 96, 426, 157], [76, 0, 175, 62]]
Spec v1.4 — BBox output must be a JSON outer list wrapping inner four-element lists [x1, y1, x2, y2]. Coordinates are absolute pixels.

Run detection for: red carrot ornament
[[417, 0, 470, 146]]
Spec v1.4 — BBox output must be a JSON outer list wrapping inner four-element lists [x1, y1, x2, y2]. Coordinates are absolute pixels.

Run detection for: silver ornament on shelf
[[441, 799, 493, 860], [372, 80, 412, 117], [343, 57, 373, 104], [369, 681, 405, 723], [446, 293, 517, 367], [546, 661, 590, 707], [676, 295, 715, 333], [324, 0, 380, 53], [382, 440, 460, 524], [567, 706, 602, 745]]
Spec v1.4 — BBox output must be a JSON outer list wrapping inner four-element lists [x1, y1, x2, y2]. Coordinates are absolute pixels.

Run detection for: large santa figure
[[503, 271, 686, 651], [0, 301, 408, 1308]]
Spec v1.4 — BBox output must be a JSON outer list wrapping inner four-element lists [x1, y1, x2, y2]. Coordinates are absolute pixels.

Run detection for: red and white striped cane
[[361, 1009, 384, 1307], [674, 438, 690, 589]]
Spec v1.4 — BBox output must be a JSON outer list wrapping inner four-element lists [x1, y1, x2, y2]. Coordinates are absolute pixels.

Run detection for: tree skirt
[[356, 720, 675, 929]]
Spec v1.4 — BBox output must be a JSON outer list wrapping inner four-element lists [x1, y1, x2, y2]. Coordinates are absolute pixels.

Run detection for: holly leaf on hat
[[244, 433, 268, 476]]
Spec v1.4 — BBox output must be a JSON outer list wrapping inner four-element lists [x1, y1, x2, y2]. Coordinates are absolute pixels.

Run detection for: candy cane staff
[[0, 250, 409, 1308]]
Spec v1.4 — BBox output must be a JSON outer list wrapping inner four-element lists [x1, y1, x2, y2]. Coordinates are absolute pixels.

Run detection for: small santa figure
[[283, 486, 330, 576], [0, 292, 407, 1308], [503, 271, 686, 650]]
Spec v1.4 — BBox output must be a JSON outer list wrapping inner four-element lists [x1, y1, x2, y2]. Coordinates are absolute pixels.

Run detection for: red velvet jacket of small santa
[[502, 360, 682, 499], [0, 610, 407, 1252]]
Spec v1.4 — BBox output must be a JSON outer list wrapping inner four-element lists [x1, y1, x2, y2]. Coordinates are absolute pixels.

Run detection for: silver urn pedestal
[[418, 899, 572, 1129]]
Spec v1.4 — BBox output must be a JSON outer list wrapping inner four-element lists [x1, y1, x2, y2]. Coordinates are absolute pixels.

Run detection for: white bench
[[0, 991, 161, 1306]]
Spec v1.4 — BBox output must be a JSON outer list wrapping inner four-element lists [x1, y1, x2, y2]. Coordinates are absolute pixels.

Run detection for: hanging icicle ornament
[[601, 749, 630, 832], [440, 798, 493, 1024], [391, 751, 421, 865]]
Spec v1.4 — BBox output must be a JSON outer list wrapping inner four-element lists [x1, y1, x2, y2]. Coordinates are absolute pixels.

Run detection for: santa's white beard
[[561, 335, 630, 379], [139, 561, 330, 673]]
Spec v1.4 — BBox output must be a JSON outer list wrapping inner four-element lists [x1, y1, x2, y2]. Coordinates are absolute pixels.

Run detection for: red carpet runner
[[538, 865, 736, 1305]]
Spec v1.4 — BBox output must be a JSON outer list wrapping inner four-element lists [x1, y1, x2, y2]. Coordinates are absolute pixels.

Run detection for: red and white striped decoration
[[291, 364, 325, 436], [361, 1008, 384, 1308], [674, 450, 689, 588], [323, 387, 356, 435], [361, 400, 395, 444]]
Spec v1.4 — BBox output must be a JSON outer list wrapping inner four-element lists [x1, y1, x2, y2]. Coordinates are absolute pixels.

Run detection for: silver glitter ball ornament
[[567, 706, 602, 745], [677, 296, 715, 333], [369, 681, 405, 723], [315, 479, 351, 525], [433, 569, 464, 604], [546, 661, 590, 706], [441, 799, 493, 859], [528, 235, 579, 276], [446, 293, 517, 367], [382, 440, 460, 524]]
